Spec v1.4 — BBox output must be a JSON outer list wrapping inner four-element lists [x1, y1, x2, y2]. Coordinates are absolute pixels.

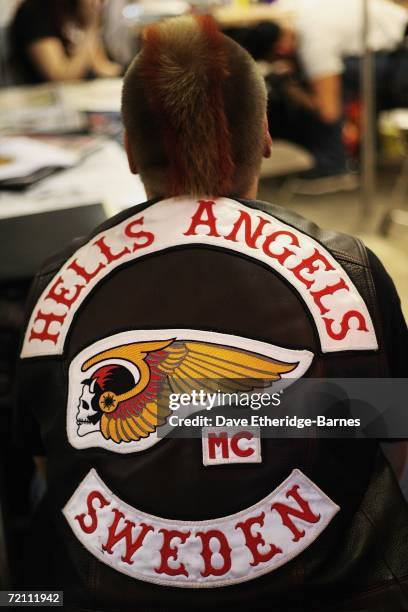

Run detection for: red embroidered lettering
[[74, 490, 110, 534], [68, 258, 105, 283], [263, 231, 300, 266], [102, 509, 154, 565], [94, 236, 130, 264], [124, 217, 155, 251], [208, 432, 229, 459], [235, 512, 282, 566], [155, 528, 191, 577], [322, 310, 369, 341], [46, 276, 84, 308], [291, 249, 334, 290], [230, 431, 254, 458], [310, 278, 349, 315], [224, 212, 270, 248], [196, 530, 232, 577], [183, 200, 220, 237], [29, 310, 66, 344], [271, 485, 320, 542]]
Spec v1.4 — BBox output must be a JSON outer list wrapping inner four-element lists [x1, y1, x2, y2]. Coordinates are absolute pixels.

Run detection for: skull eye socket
[[82, 400, 90, 410]]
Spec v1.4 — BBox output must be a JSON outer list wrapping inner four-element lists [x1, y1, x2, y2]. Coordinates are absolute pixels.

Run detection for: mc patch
[[202, 426, 262, 465]]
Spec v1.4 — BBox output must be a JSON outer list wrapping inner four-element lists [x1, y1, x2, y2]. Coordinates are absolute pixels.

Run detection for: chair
[[260, 139, 314, 204]]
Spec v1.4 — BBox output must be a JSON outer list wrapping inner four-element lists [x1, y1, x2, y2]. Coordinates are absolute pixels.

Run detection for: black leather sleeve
[[14, 274, 49, 456], [13, 255, 72, 457]]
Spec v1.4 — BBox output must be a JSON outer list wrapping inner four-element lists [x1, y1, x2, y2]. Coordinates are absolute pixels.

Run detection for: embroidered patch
[[63, 468, 340, 587], [21, 197, 377, 358], [202, 426, 261, 465], [67, 329, 313, 454]]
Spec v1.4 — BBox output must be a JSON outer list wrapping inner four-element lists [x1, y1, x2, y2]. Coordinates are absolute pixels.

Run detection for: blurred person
[[247, 0, 408, 178], [0, 0, 22, 27], [102, 0, 137, 67], [286, 0, 408, 119], [223, 21, 347, 181], [10, 0, 122, 83], [0, 0, 21, 84], [16, 15, 408, 611]]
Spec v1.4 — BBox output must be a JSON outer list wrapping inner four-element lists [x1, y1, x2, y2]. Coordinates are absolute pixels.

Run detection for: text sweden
[[63, 469, 340, 587]]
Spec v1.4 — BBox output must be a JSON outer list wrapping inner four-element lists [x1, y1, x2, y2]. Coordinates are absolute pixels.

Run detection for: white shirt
[[103, 0, 137, 66], [292, 0, 408, 79], [0, 0, 22, 26]]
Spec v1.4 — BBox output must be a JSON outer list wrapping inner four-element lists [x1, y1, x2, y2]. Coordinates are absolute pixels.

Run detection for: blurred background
[[0, 0, 408, 589]]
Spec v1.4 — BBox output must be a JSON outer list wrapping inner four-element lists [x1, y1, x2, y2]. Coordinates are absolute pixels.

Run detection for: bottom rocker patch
[[63, 469, 339, 588]]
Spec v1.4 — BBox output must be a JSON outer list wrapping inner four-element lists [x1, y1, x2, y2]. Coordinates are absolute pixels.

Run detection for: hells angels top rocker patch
[[63, 468, 340, 588], [68, 329, 313, 453], [21, 197, 378, 358]]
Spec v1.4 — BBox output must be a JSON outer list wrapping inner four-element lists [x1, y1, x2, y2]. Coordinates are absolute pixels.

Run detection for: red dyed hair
[[122, 15, 267, 197]]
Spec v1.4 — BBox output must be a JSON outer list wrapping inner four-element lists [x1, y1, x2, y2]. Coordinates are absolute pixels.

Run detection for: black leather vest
[[18, 197, 408, 611]]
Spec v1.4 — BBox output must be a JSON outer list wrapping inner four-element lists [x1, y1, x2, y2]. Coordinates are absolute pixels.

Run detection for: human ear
[[263, 116, 272, 159]]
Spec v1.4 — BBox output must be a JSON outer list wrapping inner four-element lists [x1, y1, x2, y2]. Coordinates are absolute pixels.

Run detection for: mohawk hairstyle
[[122, 15, 267, 197]]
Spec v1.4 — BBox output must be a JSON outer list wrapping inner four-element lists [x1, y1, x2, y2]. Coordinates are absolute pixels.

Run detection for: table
[[214, 3, 294, 27], [0, 79, 146, 222], [0, 79, 146, 286], [126, 1, 293, 32], [0, 140, 146, 220]]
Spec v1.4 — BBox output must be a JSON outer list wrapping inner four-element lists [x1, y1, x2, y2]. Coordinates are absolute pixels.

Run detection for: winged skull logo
[[75, 339, 297, 444]]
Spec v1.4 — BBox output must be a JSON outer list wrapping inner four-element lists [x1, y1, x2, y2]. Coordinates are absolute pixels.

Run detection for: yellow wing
[[94, 339, 298, 445], [159, 341, 298, 396]]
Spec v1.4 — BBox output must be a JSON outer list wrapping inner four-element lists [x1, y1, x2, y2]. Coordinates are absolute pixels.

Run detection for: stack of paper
[[0, 137, 79, 184], [0, 84, 85, 135]]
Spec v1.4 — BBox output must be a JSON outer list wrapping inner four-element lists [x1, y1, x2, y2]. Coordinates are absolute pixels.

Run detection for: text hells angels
[[28, 200, 369, 347]]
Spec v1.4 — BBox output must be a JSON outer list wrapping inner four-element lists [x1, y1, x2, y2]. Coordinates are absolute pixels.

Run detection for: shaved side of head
[[122, 15, 267, 197]]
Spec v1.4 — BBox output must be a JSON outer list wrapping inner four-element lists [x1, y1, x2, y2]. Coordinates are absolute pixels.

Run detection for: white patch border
[[63, 468, 340, 588], [67, 329, 314, 454]]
